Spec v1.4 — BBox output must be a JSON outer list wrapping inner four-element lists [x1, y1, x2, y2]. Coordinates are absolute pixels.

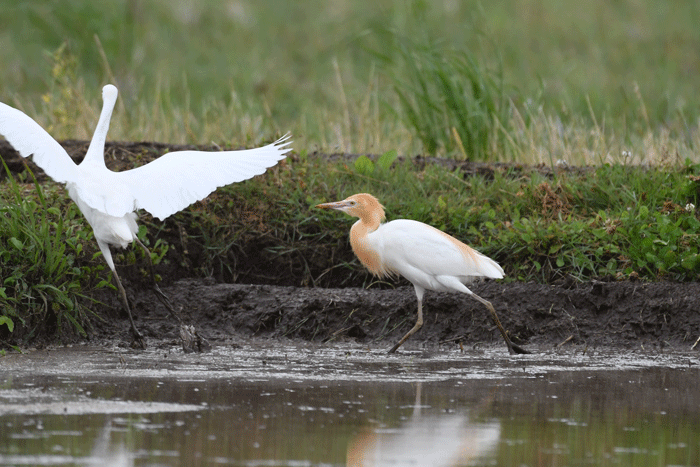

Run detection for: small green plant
[[0, 315, 14, 333], [353, 150, 398, 175], [0, 164, 103, 342]]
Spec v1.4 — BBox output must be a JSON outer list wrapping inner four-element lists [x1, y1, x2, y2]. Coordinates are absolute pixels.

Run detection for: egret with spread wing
[[0, 84, 291, 348], [316, 193, 528, 355]]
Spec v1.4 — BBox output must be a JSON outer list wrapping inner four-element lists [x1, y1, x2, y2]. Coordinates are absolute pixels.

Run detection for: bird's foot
[[180, 324, 211, 353], [509, 342, 531, 355], [130, 332, 147, 350]]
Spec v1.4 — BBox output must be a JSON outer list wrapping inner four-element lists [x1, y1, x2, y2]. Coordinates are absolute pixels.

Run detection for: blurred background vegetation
[[1, 0, 699, 162]]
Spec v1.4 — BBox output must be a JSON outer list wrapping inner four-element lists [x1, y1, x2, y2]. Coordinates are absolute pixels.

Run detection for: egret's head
[[102, 84, 118, 103], [316, 193, 385, 222]]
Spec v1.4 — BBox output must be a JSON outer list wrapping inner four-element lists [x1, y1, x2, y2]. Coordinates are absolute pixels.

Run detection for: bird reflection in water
[[346, 382, 501, 466]]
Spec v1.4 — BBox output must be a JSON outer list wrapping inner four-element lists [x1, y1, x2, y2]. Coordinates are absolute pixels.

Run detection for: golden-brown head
[[316, 193, 389, 276], [316, 193, 386, 228]]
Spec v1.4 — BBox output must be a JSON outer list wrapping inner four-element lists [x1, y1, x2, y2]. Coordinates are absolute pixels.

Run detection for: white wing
[[109, 134, 292, 220], [373, 219, 504, 279], [0, 101, 78, 183]]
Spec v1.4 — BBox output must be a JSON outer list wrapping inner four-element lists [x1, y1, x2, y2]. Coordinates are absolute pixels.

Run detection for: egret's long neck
[[349, 212, 389, 278], [356, 207, 384, 233], [83, 90, 117, 166]]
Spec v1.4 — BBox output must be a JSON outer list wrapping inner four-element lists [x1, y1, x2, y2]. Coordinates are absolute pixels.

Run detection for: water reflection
[[347, 383, 501, 466], [0, 347, 699, 466], [85, 421, 133, 467]]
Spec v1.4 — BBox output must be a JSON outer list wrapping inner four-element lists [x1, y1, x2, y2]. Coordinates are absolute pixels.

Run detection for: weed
[[0, 165, 104, 342], [380, 32, 510, 160]]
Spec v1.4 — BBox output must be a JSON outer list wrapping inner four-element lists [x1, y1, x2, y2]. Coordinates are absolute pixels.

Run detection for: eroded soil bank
[[2, 140, 699, 352], [88, 278, 700, 352]]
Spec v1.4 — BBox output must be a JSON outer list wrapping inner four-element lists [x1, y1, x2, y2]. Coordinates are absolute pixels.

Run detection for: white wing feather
[[372, 219, 503, 279], [106, 134, 292, 220], [0, 101, 78, 182]]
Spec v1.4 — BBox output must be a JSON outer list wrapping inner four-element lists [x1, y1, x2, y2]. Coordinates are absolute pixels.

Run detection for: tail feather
[[472, 251, 505, 279]]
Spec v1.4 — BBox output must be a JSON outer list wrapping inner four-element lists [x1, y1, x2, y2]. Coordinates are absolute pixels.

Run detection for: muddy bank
[[87, 278, 700, 352], [2, 139, 698, 352]]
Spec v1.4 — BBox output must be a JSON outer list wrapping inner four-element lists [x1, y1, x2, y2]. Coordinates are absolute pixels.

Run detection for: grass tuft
[[0, 164, 104, 343], [378, 31, 510, 160]]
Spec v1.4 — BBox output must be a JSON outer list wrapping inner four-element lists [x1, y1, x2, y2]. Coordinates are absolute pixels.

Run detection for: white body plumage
[[357, 218, 504, 298]]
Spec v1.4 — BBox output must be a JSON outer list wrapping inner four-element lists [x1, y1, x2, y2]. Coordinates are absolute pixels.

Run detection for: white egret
[[316, 193, 529, 354], [0, 84, 292, 348]]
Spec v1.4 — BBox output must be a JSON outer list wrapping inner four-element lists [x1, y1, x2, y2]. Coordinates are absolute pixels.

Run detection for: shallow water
[[0, 343, 699, 466]]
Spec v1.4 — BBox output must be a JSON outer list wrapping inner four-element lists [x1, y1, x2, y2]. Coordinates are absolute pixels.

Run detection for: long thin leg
[[112, 268, 146, 349], [97, 240, 146, 349], [470, 293, 530, 355], [134, 237, 182, 324], [388, 298, 424, 354]]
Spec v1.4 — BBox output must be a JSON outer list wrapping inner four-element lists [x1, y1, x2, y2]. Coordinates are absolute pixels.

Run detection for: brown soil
[[87, 277, 700, 352], [2, 140, 698, 352]]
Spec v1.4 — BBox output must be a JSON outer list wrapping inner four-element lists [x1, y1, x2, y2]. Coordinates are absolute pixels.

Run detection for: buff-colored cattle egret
[[0, 84, 291, 348], [316, 193, 528, 355]]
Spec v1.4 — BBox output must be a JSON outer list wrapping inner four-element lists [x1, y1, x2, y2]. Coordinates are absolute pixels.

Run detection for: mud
[[2, 140, 699, 352], [88, 277, 700, 353]]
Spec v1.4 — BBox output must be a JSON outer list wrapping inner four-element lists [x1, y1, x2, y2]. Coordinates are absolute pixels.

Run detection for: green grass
[[0, 165, 105, 343], [0, 1, 699, 162]]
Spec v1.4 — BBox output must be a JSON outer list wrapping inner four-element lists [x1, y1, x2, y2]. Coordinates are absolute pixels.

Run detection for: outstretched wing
[[0, 101, 78, 182], [115, 134, 292, 220]]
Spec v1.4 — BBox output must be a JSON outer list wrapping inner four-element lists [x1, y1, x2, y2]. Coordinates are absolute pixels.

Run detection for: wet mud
[[88, 277, 700, 353]]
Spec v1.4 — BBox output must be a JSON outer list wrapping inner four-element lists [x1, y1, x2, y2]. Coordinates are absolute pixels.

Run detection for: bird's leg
[[388, 299, 424, 354], [134, 237, 182, 324], [112, 268, 146, 349], [470, 293, 530, 355], [98, 240, 146, 349]]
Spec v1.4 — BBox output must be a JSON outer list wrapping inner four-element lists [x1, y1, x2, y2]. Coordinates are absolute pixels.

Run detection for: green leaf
[[437, 196, 447, 210], [9, 237, 23, 251], [0, 316, 14, 333], [681, 254, 698, 270], [354, 156, 375, 176], [95, 280, 113, 290], [638, 206, 649, 220], [548, 244, 563, 255], [138, 225, 148, 241], [377, 149, 398, 171]]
